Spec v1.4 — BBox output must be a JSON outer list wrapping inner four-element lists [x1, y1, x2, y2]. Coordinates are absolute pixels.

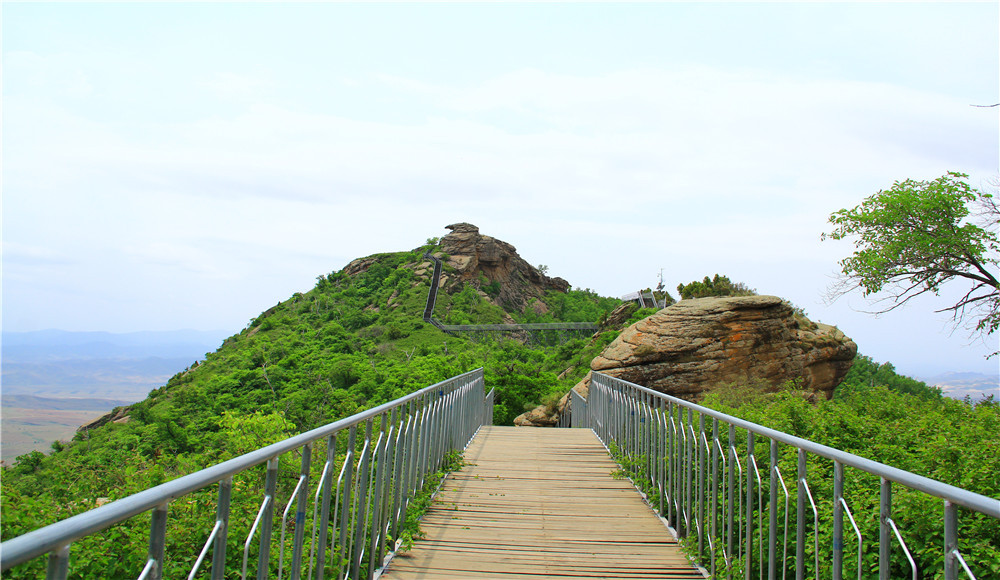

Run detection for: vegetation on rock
[[677, 274, 757, 300]]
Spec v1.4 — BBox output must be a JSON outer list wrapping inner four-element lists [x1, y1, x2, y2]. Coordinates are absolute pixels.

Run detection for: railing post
[[769, 440, 778, 580], [710, 418, 719, 579], [147, 502, 169, 580], [944, 500, 958, 580], [290, 446, 311, 580], [697, 413, 705, 560], [727, 423, 736, 564], [373, 409, 398, 569], [45, 544, 70, 580], [659, 399, 667, 518], [368, 430, 388, 579], [796, 449, 806, 580], [389, 414, 410, 548], [337, 427, 356, 580], [315, 434, 338, 580], [745, 431, 754, 580], [879, 478, 891, 580], [211, 476, 233, 580], [351, 421, 374, 579], [685, 408, 693, 537], [668, 400, 676, 529], [833, 460, 844, 580], [258, 457, 278, 580]]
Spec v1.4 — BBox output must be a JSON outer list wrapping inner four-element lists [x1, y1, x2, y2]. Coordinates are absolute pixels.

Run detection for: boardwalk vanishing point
[[380, 426, 705, 579]]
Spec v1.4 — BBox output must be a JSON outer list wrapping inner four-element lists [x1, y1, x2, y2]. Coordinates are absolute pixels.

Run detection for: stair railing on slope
[[421, 251, 444, 329], [1, 369, 492, 580], [420, 250, 598, 337], [577, 372, 999, 580]]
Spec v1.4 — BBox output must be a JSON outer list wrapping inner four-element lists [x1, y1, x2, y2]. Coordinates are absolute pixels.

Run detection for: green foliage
[[606, 378, 1000, 579], [824, 172, 999, 352], [395, 450, 465, 552], [520, 288, 622, 324], [697, 381, 1000, 578], [835, 354, 942, 400], [677, 274, 757, 300], [624, 306, 658, 326], [1, 245, 636, 578]]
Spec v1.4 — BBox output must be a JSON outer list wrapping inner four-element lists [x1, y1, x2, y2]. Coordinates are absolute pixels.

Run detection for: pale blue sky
[[3, 2, 998, 377]]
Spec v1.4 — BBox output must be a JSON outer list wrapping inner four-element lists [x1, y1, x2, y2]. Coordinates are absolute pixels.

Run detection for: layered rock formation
[[592, 295, 856, 398], [437, 223, 569, 312], [515, 295, 857, 426]]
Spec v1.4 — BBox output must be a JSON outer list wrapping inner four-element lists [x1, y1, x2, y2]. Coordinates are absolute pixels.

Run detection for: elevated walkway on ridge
[[421, 252, 599, 341], [380, 427, 703, 579]]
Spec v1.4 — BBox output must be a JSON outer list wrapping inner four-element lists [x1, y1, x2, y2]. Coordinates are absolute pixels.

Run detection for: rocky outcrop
[[515, 295, 857, 426], [592, 295, 855, 399], [437, 223, 569, 312], [78, 406, 131, 432]]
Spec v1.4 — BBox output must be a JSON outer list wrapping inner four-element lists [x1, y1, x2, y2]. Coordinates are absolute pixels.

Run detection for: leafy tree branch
[[823, 172, 999, 354]]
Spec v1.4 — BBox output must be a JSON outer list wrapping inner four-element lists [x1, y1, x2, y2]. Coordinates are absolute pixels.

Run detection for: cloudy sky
[[3, 2, 998, 378]]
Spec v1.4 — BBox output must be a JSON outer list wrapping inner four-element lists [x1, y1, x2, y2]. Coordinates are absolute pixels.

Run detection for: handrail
[[420, 250, 597, 335], [584, 371, 1000, 580], [421, 251, 443, 324], [592, 373, 998, 517], [434, 322, 598, 331], [2, 368, 488, 579]]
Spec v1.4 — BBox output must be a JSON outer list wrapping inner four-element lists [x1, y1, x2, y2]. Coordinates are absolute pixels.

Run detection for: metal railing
[[585, 372, 1000, 580], [1, 369, 492, 580], [556, 389, 588, 429], [421, 250, 597, 338]]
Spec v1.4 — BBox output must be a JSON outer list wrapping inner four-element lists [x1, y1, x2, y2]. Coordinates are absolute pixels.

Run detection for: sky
[[3, 2, 998, 379]]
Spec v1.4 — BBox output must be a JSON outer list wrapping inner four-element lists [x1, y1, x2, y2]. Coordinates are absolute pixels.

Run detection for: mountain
[[3, 328, 226, 352], [1, 225, 621, 463], [1, 329, 230, 460], [923, 371, 1000, 401], [6, 223, 975, 578]]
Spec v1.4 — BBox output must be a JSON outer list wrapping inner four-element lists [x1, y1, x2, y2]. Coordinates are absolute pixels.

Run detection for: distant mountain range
[[921, 371, 999, 401], [3, 329, 230, 362], [1, 329, 229, 460]]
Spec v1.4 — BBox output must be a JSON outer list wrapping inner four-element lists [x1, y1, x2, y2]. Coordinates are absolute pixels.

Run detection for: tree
[[823, 172, 999, 354]]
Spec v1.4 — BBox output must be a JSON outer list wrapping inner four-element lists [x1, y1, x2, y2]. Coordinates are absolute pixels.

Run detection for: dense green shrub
[[677, 274, 757, 299]]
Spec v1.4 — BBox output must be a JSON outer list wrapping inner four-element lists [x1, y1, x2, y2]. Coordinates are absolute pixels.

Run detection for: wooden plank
[[379, 426, 704, 579]]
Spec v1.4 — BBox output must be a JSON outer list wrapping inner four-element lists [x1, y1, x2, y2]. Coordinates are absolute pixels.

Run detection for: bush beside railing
[[586, 372, 1000, 580], [1, 369, 490, 580]]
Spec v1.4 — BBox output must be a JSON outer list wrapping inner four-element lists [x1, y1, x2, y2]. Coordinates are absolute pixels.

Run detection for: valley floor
[[0, 407, 108, 463]]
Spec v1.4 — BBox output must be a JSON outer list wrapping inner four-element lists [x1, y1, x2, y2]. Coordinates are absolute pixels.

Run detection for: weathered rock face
[[591, 295, 856, 400], [514, 295, 857, 426], [438, 223, 569, 312], [79, 406, 131, 432]]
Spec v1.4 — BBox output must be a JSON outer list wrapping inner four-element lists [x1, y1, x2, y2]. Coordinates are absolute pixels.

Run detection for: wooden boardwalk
[[380, 426, 704, 579]]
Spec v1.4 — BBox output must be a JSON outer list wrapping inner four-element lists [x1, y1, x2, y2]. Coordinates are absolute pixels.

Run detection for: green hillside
[[0, 241, 634, 554], [5, 234, 996, 578]]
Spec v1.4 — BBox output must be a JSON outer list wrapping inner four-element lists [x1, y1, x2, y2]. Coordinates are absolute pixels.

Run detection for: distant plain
[[1, 330, 226, 462]]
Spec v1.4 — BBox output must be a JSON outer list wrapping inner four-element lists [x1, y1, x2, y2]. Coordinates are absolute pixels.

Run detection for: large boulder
[[514, 295, 857, 426], [437, 223, 569, 312], [592, 295, 856, 399]]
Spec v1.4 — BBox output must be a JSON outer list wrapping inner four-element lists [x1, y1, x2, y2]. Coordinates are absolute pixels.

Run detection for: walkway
[[421, 251, 598, 339], [380, 426, 704, 579]]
